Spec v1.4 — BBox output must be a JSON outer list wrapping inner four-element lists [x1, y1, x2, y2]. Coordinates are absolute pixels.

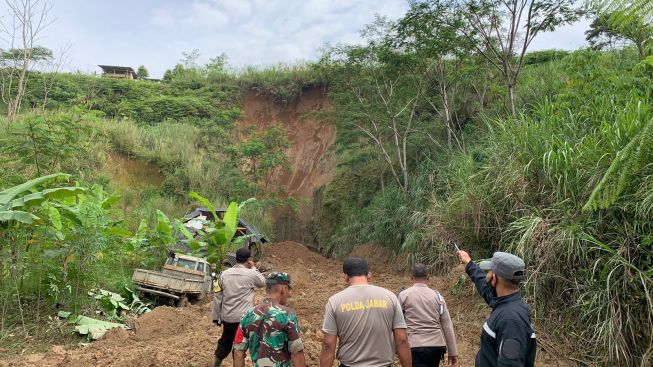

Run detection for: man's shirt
[[398, 283, 458, 355], [234, 298, 304, 367], [466, 262, 537, 367], [322, 284, 407, 367], [212, 264, 266, 323]]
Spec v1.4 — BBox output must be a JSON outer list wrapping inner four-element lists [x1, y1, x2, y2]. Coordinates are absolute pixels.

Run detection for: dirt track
[[1, 242, 569, 367]]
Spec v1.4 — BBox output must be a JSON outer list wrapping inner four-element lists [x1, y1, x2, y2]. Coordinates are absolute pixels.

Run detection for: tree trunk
[[637, 42, 645, 61], [508, 83, 517, 119]]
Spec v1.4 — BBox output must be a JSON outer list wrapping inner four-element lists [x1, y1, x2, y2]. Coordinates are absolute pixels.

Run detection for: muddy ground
[[1, 242, 569, 367]]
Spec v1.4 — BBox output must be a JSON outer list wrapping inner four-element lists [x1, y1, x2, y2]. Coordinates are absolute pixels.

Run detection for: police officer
[[320, 256, 412, 367], [457, 250, 536, 367], [233, 272, 306, 367], [398, 263, 458, 367], [212, 247, 266, 367]]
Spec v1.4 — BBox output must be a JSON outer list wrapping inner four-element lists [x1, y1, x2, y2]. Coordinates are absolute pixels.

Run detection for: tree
[[459, 0, 580, 117], [322, 19, 431, 192], [40, 43, 71, 109], [0, 0, 55, 121], [136, 65, 149, 79], [180, 49, 200, 69], [393, 0, 475, 150], [228, 125, 291, 197], [586, 11, 652, 59], [206, 53, 228, 74]]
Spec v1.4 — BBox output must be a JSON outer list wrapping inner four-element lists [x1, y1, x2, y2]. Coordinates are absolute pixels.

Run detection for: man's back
[[234, 299, 303, 367], [477, 293, 536, 367], [216, 264, 265, 323], [322, 284, 406, 367], [398, 284, 457, 355]]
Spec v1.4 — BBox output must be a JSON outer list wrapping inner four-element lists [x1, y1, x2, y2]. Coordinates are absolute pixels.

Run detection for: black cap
[[236, 247, 251, 263], [479, 252, 525, 280]]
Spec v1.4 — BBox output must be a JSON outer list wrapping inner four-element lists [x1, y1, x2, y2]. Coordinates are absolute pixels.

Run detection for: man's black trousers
[[215, 322, 239, 359], [411, 346, 447, 367]]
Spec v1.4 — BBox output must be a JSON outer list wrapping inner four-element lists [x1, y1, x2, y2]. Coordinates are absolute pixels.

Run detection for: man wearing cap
[[233, 272, 306, 367], [457, 250, 536, 367], [398, 263, 458, 367], [212, 247, 266, 367], [320, 256, 412, 367]]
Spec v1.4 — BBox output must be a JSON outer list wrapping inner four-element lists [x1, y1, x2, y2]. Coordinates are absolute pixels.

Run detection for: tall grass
[[235, 63, 326, 104], [320, 49, 652, 365], [424, 50, 653, 365]]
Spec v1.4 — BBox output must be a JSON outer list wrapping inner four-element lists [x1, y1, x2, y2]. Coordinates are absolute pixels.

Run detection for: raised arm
[[459, 250, 495, 305], [249, 268, 266, 288]]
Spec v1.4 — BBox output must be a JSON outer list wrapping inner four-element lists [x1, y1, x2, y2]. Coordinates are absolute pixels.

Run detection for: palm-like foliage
[[589, 0, 653, 26], [584, 118, 653, 210]]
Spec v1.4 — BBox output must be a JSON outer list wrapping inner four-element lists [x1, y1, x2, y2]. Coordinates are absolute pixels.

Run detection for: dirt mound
[[348, 243, 410, 274], [2, 242, 569, 367]]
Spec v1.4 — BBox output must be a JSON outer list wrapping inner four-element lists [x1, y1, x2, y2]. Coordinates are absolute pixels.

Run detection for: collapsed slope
[[2, 242, 567, 367], [239, 88, 336, 243]]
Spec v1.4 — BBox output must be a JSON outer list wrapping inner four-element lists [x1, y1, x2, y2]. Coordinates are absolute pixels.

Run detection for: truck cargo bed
[[132, 269, 205, 294]]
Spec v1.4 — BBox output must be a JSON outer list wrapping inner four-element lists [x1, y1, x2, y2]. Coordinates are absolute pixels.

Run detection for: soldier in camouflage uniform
[[233, 272, 306, 367]]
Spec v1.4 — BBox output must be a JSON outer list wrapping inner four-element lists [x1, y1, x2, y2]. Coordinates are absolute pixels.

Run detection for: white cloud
[[188, 2, 229, 28], [39, 0, 593, 78], [144, 0, 411, 72], [530, 19, 591, 51]]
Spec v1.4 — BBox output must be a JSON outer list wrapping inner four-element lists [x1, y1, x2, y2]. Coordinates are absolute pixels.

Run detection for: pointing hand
[[457, 250, 471, 265]]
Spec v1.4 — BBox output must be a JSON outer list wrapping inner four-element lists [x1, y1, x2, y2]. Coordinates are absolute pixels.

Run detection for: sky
[[2, 0, 591, 78]]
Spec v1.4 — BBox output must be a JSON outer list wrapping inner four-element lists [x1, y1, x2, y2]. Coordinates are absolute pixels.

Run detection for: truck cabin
[[163, 254, 211, 279]]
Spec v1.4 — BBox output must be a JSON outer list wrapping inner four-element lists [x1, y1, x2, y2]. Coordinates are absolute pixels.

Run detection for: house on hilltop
[[98, 65, 137, 79]]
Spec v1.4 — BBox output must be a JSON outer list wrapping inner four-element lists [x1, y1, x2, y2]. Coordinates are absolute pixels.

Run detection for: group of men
[[212, 246, 536, 367]]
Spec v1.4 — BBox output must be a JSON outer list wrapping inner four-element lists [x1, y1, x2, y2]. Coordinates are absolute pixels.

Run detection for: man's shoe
[[213, 358, 223, 367]]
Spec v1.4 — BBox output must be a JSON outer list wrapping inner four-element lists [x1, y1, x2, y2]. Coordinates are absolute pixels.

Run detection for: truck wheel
[[176, 295, 189, 307]]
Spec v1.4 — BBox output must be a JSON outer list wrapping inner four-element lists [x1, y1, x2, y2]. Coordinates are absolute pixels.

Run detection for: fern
[[584, 118, 653, 210], [589, 0, 653, 27]]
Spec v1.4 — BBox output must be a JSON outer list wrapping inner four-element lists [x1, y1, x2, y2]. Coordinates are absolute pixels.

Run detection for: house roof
[[98, 65, 136, 74]]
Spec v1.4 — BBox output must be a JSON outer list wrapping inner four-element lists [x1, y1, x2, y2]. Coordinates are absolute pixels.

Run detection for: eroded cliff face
[[239, 87, 335, 243]]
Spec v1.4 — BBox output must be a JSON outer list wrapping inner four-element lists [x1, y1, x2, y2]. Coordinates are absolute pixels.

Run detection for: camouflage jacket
[[234, 298, 304, 367]]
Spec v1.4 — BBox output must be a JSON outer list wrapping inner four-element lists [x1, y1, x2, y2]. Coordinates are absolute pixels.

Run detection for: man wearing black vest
[[457, 250, 536, 367]]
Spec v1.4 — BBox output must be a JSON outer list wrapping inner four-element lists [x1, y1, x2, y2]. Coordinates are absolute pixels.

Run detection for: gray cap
[[478, 252, 525, 280]]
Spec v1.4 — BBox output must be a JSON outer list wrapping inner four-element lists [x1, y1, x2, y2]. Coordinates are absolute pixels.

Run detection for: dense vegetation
[[1, 0, 652, 365], [311, 2, 653, 365]]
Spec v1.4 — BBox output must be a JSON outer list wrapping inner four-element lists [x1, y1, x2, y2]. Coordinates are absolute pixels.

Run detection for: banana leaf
[[0, 210, 40, 223], [0, 173, 70, 207]]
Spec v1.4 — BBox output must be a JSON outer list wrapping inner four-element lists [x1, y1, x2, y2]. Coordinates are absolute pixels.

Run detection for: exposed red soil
[[1, 242, 569, 367], [239, 88, 335, 199], [239, 88, 336, 243]]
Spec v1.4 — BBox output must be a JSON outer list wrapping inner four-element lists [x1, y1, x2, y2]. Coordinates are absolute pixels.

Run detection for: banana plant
[[0, 173, 85, 225], [185, 192, 255, 264]]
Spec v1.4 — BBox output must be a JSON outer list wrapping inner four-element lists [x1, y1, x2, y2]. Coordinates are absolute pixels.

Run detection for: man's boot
[[213, 357, 223, 367]]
